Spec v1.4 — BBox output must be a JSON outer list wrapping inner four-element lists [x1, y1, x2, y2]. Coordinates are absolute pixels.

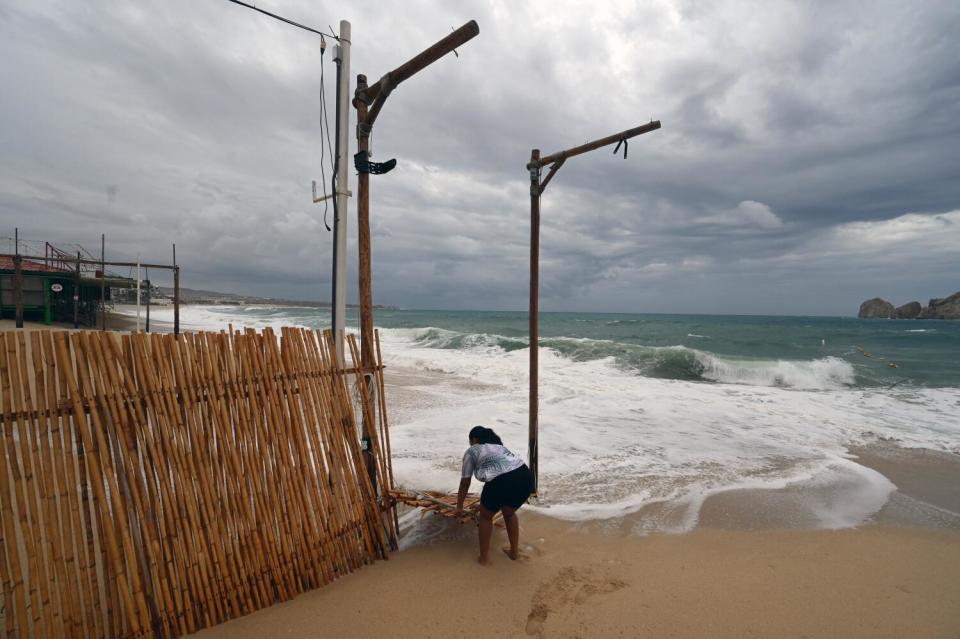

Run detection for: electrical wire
[[321, 64, 335, 193], [224, 0, 340, 252], [318, 43, 337, 231], [224, 0, 338, 41], [330, 54, 340, 232], [318, 44, 330, 230]]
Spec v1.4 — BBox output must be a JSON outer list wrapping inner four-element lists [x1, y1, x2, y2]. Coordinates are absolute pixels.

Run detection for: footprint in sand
[[524, 566, 627, 635]]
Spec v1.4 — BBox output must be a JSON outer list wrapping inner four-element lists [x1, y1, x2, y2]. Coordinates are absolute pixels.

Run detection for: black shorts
[[480, 464, 534, 513]]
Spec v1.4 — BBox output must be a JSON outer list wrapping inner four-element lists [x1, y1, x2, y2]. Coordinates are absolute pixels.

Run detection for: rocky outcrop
[[859, 291, 960, 319], [918, 292, 960, 319], [858, 298, 896, 319], [895, 301, 922, 319]]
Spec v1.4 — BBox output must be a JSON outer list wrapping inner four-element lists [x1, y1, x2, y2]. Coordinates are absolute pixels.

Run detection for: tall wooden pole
[[355, 75, 374, 372], [173, 244, 180, 337], [525, 120, 662, 496], [352, 21, 480, 497], [99, 233, 106, 331], [528, 149, 541, 494], [354, 74, 378, 488]]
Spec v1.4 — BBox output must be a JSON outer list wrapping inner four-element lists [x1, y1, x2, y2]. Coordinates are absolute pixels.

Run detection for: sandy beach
[[186, 518, 960, 639]]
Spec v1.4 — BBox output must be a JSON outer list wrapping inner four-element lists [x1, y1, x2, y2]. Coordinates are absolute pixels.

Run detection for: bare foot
[[502, 546, 526, 561], [478, 555, 492, 565]]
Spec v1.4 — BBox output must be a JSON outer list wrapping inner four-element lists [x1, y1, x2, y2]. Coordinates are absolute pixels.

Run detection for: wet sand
[[698, 443, 960, 531]]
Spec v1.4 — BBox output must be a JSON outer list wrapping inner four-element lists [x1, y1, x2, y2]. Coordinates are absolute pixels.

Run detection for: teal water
[[215, 307, 959, 389]]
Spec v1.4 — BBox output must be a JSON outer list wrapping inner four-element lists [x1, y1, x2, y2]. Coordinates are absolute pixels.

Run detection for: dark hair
[[469, 425, 503, 445]]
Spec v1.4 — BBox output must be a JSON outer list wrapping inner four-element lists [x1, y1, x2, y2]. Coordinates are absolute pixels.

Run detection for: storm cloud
[[2, 0, 958, 315]]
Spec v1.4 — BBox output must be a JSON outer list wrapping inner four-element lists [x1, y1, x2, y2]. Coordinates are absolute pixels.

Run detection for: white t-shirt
[[461, 443, 524, 482]]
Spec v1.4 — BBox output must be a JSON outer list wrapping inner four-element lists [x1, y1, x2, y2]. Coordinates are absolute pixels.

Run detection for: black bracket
[[355, 151, 397, 175], [613, 138, 628, 159]]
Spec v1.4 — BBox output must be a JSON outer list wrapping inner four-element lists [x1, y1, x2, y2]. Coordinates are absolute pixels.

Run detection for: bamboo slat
[[0, 327, 397, 638]]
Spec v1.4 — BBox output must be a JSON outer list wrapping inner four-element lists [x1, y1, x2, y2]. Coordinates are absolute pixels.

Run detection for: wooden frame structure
[[351, 20, 479, 490], [526, 121, 662, 492]]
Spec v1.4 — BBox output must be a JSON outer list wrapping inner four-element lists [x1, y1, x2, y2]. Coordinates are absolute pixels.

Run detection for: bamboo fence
[[0, 327, 397, 638]]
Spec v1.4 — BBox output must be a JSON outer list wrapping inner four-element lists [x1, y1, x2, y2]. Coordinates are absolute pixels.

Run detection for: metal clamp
[[312, 181, 353, 203]]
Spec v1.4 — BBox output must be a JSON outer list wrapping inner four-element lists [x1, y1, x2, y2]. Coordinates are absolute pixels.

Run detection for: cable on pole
[[319, 43, 335, 230], [223, 0, 339, 41]]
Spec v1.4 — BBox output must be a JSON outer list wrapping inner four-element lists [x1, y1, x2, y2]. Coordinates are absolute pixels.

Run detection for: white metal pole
[[136, 259, 141, 332], [331, 20, 351, 359]]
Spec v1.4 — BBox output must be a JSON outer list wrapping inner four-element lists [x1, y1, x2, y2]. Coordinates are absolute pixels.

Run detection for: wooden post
[[355, 75, 373, 368], [525, 121, 662, 496], [354, 74, 378, 490], [352, 21, 480, 496], [528, 149, 540, 494], [99, 233, 106, 331], [13, 253, 23, 328], [173, 244, 180, 337], [73, 252, 80, 328]]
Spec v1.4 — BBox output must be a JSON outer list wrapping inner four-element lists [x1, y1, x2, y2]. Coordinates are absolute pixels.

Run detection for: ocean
[[142, 305, 960, 531]]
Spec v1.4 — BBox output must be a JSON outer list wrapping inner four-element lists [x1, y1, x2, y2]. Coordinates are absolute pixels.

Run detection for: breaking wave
[[408, 327, 856, 390]]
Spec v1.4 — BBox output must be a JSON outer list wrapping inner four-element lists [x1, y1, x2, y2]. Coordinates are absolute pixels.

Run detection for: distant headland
[[858, 291, 960, 319]]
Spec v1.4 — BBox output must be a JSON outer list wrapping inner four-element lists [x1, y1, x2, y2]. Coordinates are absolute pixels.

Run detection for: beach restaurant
[[0, 254, 131, 325]]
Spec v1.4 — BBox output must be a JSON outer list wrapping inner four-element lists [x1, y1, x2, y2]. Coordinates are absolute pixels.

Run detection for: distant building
[[0, 244, 134, 326]]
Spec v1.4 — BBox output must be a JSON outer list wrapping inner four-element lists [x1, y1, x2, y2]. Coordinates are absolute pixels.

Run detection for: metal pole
[[173, 244, 180, 337], [99, 233, 106, 330], [13, 254, 23, 329], [136, 259, 141, 332], [529, 149, 541, 494], [73, 252, 81, 329], [145, 274, 151, 333], [331, 20, 351, 359], [13, 227, 22, 328]]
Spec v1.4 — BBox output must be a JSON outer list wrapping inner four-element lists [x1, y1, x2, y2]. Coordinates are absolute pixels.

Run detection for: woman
[[455, 425, 535, 564]]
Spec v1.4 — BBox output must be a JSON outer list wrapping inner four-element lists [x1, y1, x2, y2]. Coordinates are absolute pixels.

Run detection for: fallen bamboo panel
[[390, 489, 505, 528], [0, 327, 396, 638]]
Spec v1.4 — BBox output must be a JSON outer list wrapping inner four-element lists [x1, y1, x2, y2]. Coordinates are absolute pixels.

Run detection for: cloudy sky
[[1, 0, 958, 315]]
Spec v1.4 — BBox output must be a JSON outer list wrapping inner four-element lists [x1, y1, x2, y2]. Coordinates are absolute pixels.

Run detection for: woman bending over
[[455, 426, 535, 564]]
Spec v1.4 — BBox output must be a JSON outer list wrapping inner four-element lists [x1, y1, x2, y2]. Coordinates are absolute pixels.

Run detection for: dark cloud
[[1, 0, 958, 315]]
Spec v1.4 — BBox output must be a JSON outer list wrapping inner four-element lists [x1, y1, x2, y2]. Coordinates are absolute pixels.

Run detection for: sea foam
[[376, 325, 958, 530]]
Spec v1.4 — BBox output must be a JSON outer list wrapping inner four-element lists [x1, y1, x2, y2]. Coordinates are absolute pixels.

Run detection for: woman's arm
[[455, 476, 471, 512]]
